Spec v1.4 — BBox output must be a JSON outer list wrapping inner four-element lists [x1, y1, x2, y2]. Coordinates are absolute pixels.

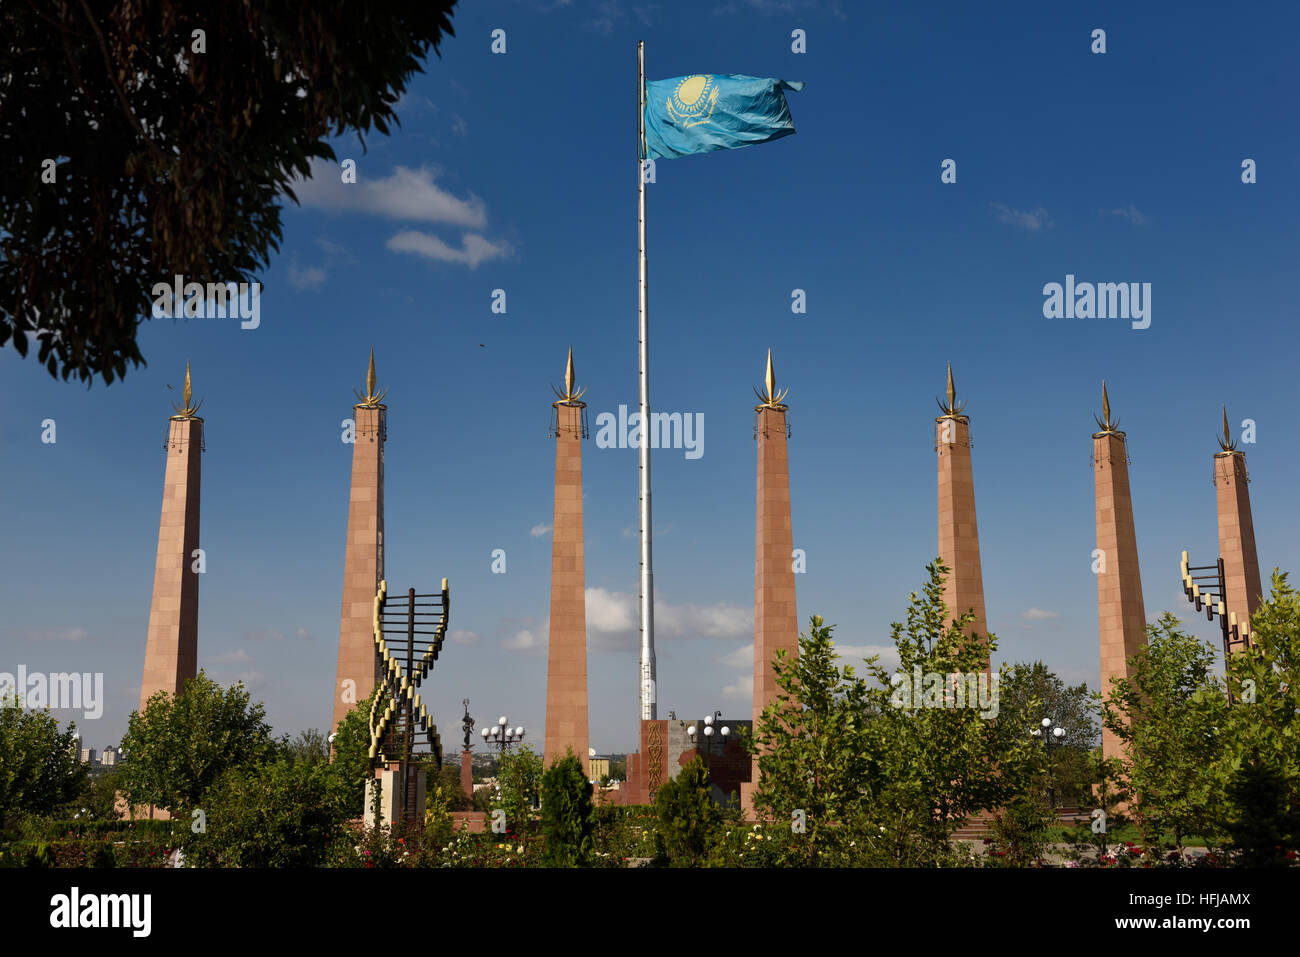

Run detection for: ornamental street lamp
[[480, 714, 525, 755], [686, 712, 730, 775], [1030, 717, 1067, 809]]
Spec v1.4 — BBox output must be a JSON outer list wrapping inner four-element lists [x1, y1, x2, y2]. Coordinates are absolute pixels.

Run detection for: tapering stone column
[[935, 364, 989, 669], [544, 348, 590, 775], [139, 363, 204, 711], [331, 351, 387, 736], [741, 350, 798, 814], [1215, 406, 1262, 651], [1092, 384, 1147, 761]]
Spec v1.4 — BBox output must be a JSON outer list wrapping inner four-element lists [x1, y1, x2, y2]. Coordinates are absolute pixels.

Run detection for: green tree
[[117, 671, 274, 815], [184, 757, 350, 867], [1, 2, 458, 384], [652, 757, 719, 867], [1216, 571, 1300, 864], [540, 751, 595, 867], [280, 728, 329, 765], [495, 745, 543, 836], [999, 661, 1099, 807], [430, 762, 470, 810], [747, 613, 873, 865], [0, 705, 84, 826], [329, 688, 379, 817], [749, 561, 1040, 866], [1102, 614, 1228, 852]]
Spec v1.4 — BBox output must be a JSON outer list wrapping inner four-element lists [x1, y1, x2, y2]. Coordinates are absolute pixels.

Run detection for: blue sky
[[2, 0, 1297, 754]]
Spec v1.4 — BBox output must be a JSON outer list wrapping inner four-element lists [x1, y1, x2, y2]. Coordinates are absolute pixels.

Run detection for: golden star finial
[[353, 348, 389, 407], [936, 361, 967, 418], [1217, 404, 1238, 452], [753, 348, 789, 409], [170, 360, 203, 418], [551, 345, 587, 405], [1093, 380, 1121, 433]]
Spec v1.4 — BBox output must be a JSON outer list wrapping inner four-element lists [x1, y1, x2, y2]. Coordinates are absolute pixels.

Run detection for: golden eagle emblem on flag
[[665, 75, 719, 128]]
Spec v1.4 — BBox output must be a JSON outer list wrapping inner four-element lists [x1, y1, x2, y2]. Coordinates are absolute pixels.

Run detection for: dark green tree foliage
[[0, 1, 457, 383], [184, 757, 350, 867], [998, 661, 1099, 807], [653, 757, 719, 867], [1216, 572, 1300, 864], [331, 688, 379, 817], [750, 562, 1041, 866], [118, 671, 274, 814], [1101, 614, 1229, 851], [540, 751, 595, 867], [496, 745, 543, 836], [0, 705, 84, 824]]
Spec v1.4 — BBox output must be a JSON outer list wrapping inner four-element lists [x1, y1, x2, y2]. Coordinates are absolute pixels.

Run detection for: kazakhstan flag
[[643, 74, 803, 161]]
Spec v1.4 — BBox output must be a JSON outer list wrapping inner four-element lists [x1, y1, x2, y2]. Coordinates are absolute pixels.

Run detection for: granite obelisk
[[741, 350, 798, 814], [935, 364, 989, 669], [331, 351, 387, 735], [139, 363, 204, 710], [544, 348, 590, 775], [1092, 383, 1147, 761], [1214, 406, 1262, 651]]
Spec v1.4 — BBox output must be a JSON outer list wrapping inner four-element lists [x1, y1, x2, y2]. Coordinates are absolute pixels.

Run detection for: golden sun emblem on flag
[[666, 75, 719, 128]]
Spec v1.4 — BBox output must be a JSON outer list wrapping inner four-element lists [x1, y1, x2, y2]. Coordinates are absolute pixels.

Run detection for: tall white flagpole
[[637, 40, 656, 721]]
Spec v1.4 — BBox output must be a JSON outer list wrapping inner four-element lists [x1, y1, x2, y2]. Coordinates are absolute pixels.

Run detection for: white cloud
[[718, 643, 752, 668], [288, 262, 327, 290], [451, 114, 468, 136], [1102, 204, 1147, 226], [832, 642, 898, 671], [294, 161, 488, 229], [386, 230, 510, 270], [586, 588, 637, 634], [584, 588, 750, 648], [721, 674, 752, 700], [504, 627, 545, 654], [530, 524, 552, 538], [449, 629, 479, 645], [1022, 607, 1060, 620], [294, 627, 314, 641], [991, 203, 1050, 232]]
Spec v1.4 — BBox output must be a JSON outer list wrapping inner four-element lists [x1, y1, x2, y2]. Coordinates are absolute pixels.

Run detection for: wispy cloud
[[1022, 607, 1060, 620], [991, 203, 1050, 232], [386, 230, 510, 270], [530, 523, 552, 538], [449, 629, 479, 645], [1101, 204, 1148, 226], [584, 587, 749, 650], [294, 161, 488, 229], [205, 649, 252, 665], [718, 643, 752, 668], [451, 114, 468, 136], [288, 261, 327, 290], [504, 626, 545, 654], [832, 642, 898, 672], [721, 674, 752, 700]]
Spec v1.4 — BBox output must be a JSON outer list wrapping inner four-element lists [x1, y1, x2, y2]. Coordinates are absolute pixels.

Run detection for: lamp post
[[686, 712, 730, 775], [1030, 717, 1066, 809], [480, 715, 525, 755]]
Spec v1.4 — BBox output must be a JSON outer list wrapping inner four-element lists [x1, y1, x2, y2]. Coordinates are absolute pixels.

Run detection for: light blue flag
[[643, 74, 803, 161]]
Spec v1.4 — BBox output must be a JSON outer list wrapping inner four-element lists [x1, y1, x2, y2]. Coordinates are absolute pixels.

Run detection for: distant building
[[589, 758, 610, 781], [101, 746, 118, 767], [79, 747, 98, 765]]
